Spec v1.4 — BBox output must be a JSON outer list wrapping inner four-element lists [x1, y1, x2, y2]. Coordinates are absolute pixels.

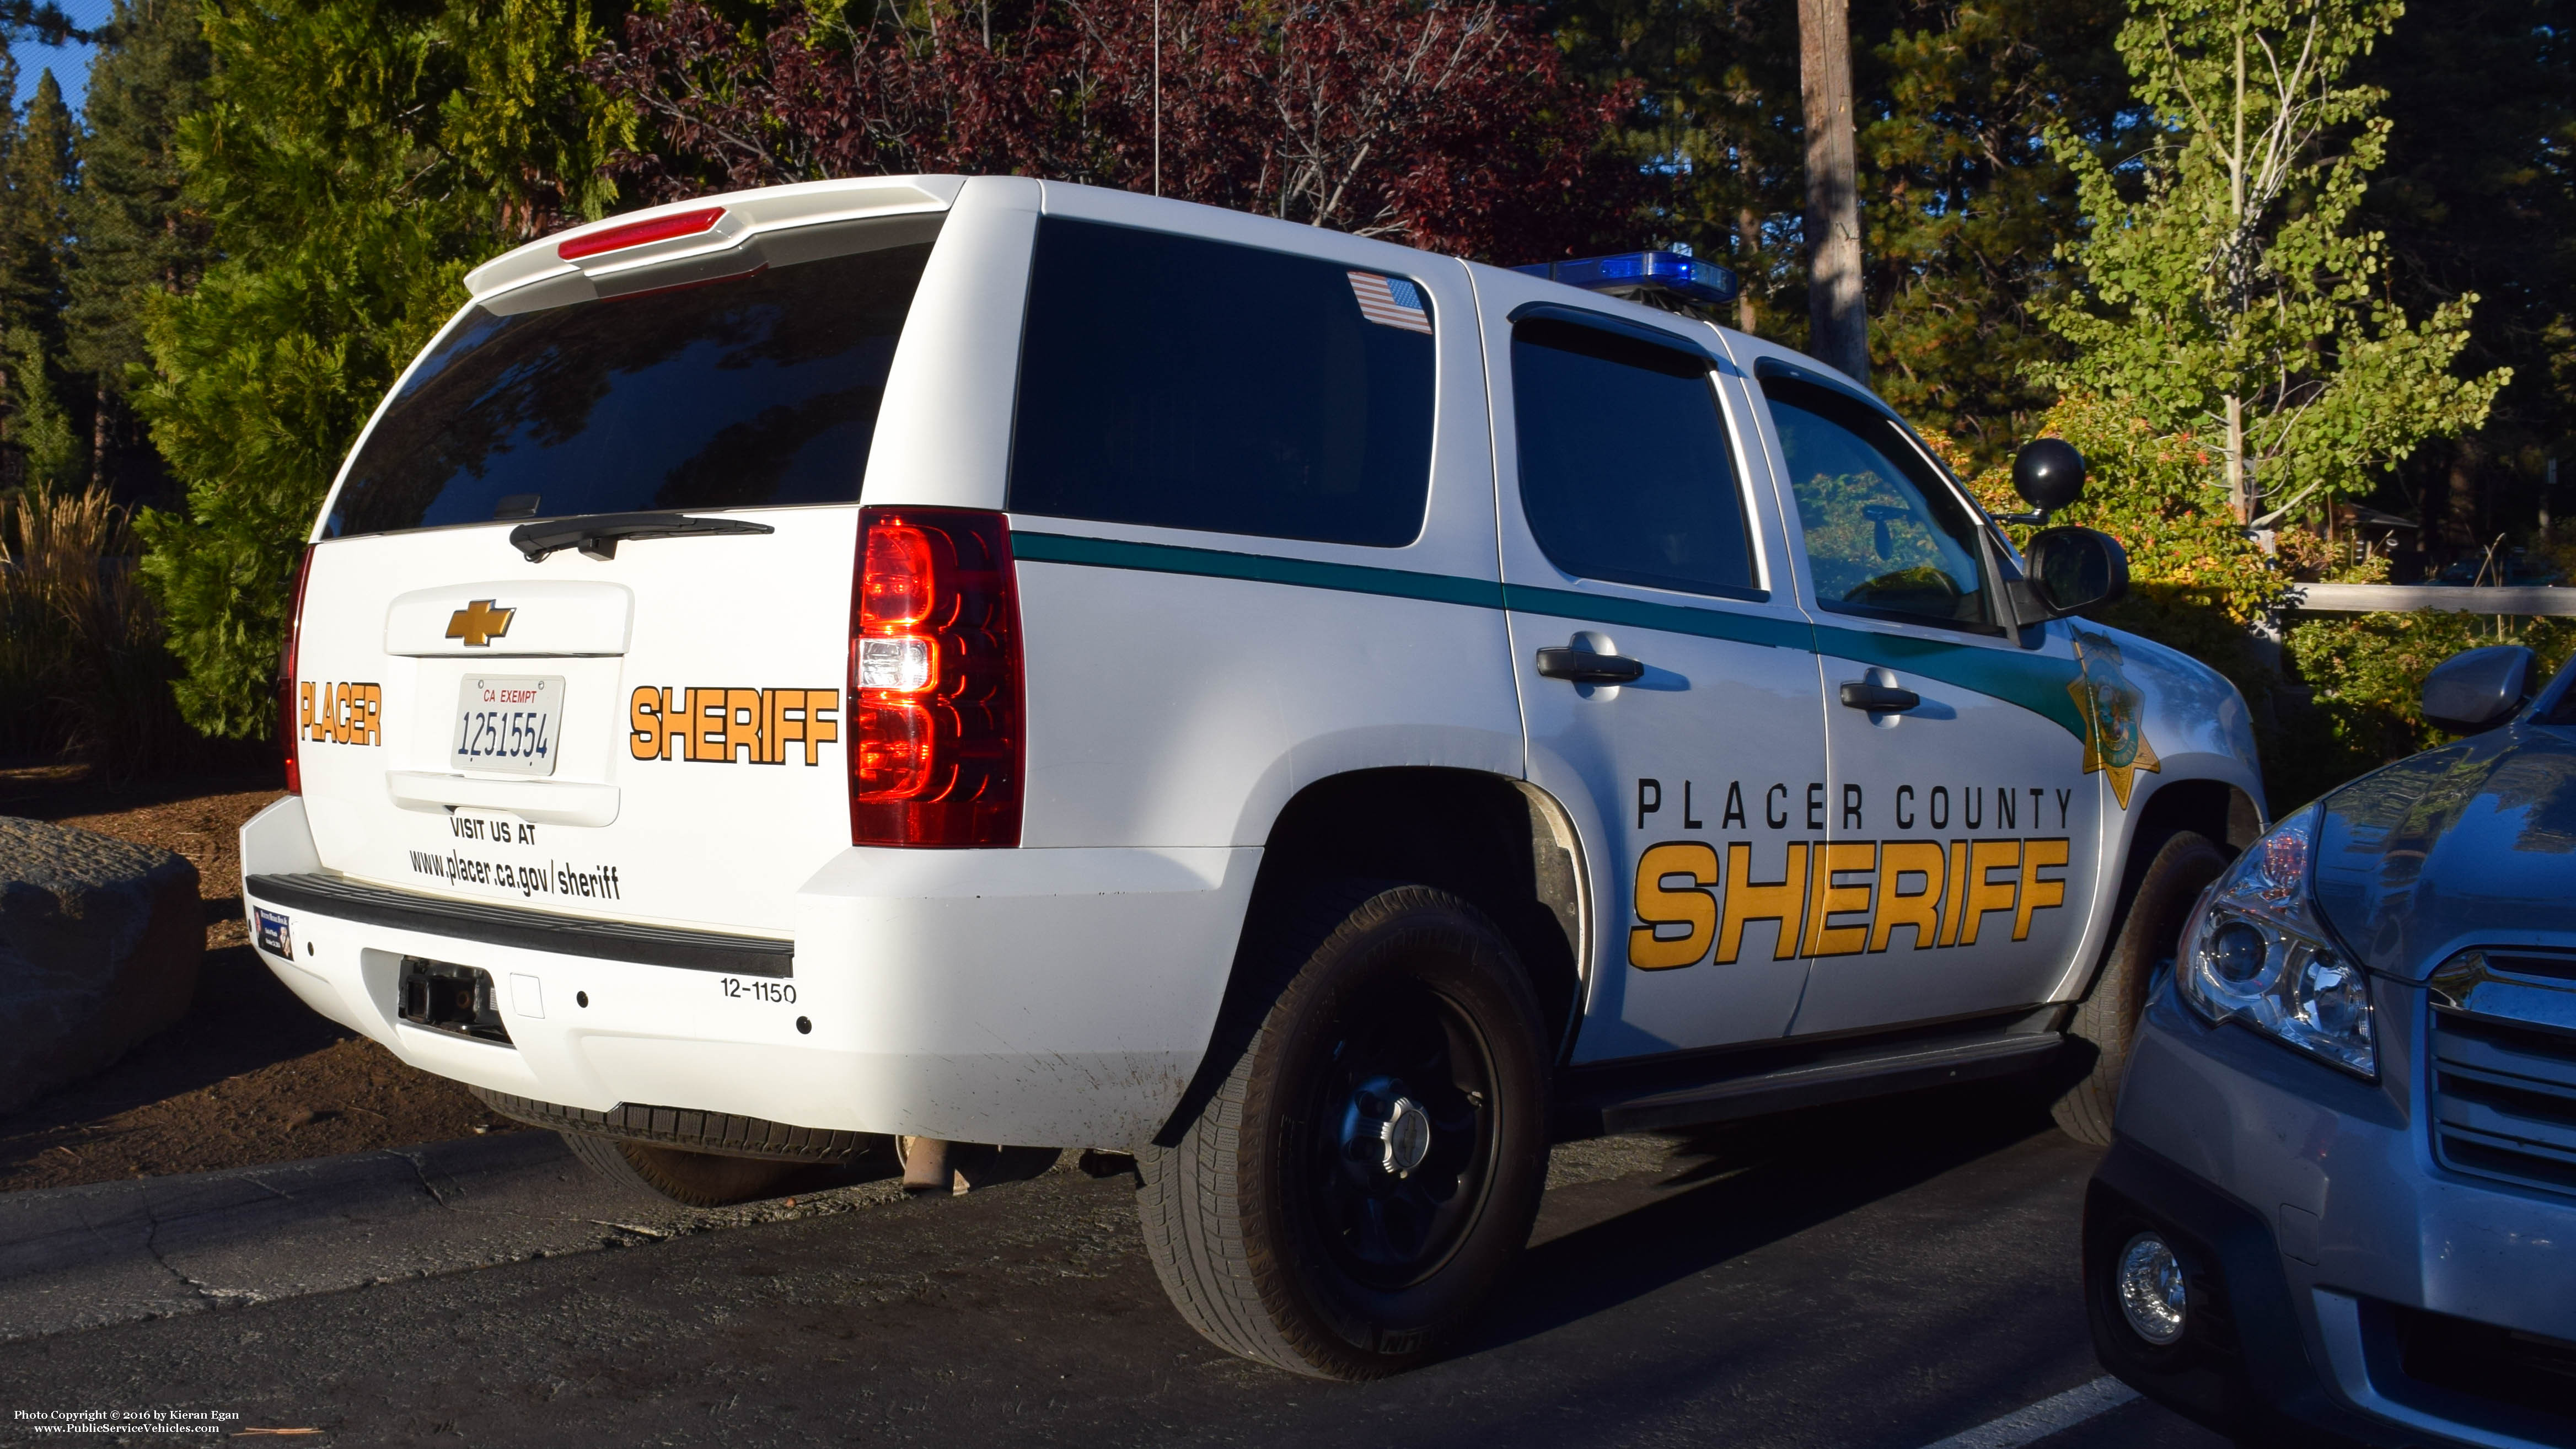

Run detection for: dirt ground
[[0, 763, 521, 1194]]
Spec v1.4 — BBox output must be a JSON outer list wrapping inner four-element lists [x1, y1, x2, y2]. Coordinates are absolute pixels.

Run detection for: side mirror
[[2020, 527, 2129, 619], [2421, 645, 2537, 734], [2009, 438, 2087, 520]]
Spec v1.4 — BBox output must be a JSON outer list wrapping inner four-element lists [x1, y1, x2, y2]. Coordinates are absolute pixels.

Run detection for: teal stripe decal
[[1813, 622, 2087, 741], [1012, 530, 2087, 740], [1498, 583, 1815, 653], [1012, 531, 1505, 609]]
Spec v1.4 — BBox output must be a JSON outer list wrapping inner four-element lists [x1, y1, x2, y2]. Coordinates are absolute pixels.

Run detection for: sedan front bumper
[[2092, 981, 2576, 1448]]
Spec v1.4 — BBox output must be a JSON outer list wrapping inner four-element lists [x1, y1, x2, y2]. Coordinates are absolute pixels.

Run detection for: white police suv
[[241, 175, 2267, 1380]]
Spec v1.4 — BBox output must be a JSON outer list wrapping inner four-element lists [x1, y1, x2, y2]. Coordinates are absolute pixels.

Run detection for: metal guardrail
[[2288, 583, 2576, 616]]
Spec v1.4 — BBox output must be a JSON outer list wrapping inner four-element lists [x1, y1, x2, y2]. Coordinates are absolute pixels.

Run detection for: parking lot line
[[1915, 1375, 2140, 1449]]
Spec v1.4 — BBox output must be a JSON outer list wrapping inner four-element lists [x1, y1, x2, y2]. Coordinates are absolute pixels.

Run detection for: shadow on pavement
[[1474, 1080, 2063, 1355]]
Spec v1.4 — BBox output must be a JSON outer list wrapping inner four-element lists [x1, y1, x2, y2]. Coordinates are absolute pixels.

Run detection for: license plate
[[453, 675, 564, 775]]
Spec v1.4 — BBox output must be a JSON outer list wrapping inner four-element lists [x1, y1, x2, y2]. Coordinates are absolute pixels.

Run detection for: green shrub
[[2275, 611, 2576, 808], [1952, 393, 2548, 814], [135, 0, 624, 740], [1957, 392, 2284, 706]]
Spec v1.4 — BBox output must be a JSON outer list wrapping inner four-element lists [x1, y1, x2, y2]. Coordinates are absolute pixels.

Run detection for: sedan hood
[[2312, 724, 2576, 981]]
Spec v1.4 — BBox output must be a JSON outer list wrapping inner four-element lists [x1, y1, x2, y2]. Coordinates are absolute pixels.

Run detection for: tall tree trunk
[[2222, 33, 2251, 522], [2445, 437, 2483, 559], [1735, 205, 1761, 334], [2225, 394, 2248, 523], [1798, 0, 1866, 382]]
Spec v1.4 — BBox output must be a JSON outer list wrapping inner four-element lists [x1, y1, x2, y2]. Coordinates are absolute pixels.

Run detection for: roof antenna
[[1151, 0, 1162, 197]]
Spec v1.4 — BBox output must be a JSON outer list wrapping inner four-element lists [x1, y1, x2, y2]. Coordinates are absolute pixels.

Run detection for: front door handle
[[1537, 647, 1645, 684], [1839, 680, 1922, 712]]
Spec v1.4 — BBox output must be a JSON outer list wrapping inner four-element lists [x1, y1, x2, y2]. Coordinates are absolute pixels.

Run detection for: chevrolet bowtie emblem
[[444, 599, 515, 648]]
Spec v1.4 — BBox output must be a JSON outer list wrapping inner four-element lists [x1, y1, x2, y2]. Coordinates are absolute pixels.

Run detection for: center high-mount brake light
[[557, 206, 726, 262], [277, 546, 314, 795], [849, 508, 1024, 847]]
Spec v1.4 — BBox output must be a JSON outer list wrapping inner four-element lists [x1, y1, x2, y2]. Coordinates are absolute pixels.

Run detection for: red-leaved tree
[[582, 0, 1640, 262]]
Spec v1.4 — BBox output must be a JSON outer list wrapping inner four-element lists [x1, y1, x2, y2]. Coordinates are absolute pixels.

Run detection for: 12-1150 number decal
[[720, 977, 797, 1004]]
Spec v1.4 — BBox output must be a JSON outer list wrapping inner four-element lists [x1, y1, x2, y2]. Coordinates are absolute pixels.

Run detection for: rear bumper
[[240, 796, 1259, 1149], [2091, 984, 2576, 1448]]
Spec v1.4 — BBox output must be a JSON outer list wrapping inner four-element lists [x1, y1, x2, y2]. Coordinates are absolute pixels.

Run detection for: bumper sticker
[[254, 907, 292, 958]]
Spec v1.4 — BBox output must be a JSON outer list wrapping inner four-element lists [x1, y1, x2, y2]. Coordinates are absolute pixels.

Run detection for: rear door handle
[[1537, 647, 1645, 684], [1839, 680, 1922, 712]]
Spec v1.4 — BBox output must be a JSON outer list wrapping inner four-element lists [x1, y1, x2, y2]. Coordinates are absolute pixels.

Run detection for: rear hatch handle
[[509, 511, 775, 562]]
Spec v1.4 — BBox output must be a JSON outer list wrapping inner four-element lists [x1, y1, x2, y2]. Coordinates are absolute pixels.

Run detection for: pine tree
[[1862, 0, 2138, 464], [65, 0, 214, 499], [5, 324, 79, 491], [1552, 0, 1807, 337], [0, 2, 88, 44], [0, 67, 78, 490], [1, 68, 76, 340], [133, 0, 629, 739], [2351, 0, 2575, 564], [1554, 1, 2135, 463]]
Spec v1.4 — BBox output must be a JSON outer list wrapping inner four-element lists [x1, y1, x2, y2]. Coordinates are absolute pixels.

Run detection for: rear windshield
[[325, 232, 937, 538]]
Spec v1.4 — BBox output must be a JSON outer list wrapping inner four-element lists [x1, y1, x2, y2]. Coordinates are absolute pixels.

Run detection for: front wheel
[[2052, 830, 2230, 1146], [1136, 882, 1548, 1380]]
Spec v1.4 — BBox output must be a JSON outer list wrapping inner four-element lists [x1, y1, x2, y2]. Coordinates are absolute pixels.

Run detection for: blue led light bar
[[1514, 250, 1741, 308]]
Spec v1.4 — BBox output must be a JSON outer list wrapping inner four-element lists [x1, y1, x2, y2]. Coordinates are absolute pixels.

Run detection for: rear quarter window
[[326, 227, 937, 538], [1511, 317, 1759, 599], [1007, 218, 1437, 548]]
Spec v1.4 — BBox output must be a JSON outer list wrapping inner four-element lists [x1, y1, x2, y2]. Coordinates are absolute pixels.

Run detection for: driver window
[[1762, 375, 1995, 632]]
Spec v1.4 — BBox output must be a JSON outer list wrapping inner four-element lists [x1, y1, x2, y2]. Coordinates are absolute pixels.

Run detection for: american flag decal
[[1348, 272, 1434, 335]]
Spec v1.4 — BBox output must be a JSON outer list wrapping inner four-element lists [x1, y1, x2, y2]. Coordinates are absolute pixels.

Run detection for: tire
[[2052, 831, 2230, 1146], [562, 1131, 809, 1206], [1136, 882, 1549, 1381]]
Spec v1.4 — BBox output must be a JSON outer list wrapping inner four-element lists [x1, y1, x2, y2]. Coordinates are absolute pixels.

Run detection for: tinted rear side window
[[326, 232, 937, 538], [1512, 318, 1758, 599], [1008, 218, 1436, 548]]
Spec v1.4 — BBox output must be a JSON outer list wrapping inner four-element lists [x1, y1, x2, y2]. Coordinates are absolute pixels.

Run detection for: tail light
[[849, 508, 1023, 846], [277, 546, 314, 795]]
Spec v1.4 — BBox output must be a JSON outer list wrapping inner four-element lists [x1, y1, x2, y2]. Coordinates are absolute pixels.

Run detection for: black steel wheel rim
[[1294, 978, 1500, 1292]]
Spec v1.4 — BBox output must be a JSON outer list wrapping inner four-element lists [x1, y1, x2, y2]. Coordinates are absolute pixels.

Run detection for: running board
[[1561, 1028, 2067, 1137]]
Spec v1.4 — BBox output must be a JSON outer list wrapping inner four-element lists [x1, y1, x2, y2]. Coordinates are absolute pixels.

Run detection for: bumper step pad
[[244, 872, 792, 976], [470, 1087, 874, 1163]]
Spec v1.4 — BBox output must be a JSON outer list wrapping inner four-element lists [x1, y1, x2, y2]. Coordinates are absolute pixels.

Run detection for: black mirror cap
[[2024, 526, 2129, 618], [2421, 645, 2538, 734], [2013, 438, 2087, 513]]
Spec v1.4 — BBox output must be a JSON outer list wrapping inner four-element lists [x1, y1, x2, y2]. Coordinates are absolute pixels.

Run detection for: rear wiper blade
[[508, 512, 776, 562]]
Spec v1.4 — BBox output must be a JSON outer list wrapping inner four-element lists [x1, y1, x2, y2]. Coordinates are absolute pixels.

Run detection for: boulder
[[0, 817, 201, 1115]]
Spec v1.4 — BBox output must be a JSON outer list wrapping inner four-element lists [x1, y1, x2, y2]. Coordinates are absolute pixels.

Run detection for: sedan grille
[[2428, 952, 2576, 1198]]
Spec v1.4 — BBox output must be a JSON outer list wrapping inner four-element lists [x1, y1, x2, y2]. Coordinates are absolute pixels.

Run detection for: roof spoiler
[[463, 175, 967, 315]]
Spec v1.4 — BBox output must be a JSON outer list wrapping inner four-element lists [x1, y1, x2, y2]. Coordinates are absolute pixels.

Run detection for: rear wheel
[[562, 1131, 809, 1207], [1136, 882, 1548, 1380], [2052, 831, 2230, 1146]]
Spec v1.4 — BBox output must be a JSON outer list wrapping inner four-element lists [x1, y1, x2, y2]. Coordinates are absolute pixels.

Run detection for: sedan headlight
[[2177, 804, 2376, 1077]]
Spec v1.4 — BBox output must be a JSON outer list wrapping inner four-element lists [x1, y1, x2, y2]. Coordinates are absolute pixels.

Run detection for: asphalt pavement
[[0, 1082, 2234, 1447]]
